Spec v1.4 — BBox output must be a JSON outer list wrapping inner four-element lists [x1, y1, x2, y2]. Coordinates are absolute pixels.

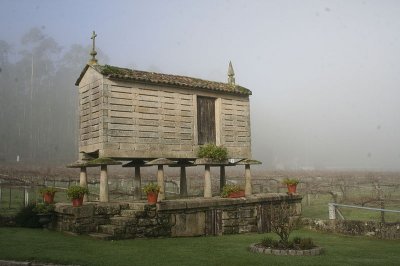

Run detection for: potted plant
[[66, 185, 89, 207], [39, 187, 57, 204], [143, 182, 160, 204], [282, 178, 299, 194], [221, 184, 245, 198], [33, 203, 55, 227]]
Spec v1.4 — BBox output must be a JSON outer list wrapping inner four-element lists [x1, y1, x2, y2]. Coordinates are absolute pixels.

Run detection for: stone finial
[[228, 61, 235, 85], [89, 31, 98, 65]]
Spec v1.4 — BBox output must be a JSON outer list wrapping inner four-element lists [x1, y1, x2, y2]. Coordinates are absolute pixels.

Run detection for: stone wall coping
[[157, 193, 302, 211]]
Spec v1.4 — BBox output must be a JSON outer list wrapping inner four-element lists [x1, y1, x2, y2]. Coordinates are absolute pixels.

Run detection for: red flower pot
[[287, 184, 297, 194], [72, 197, 84, 207], [228, 190, 245, 198], [147, 192, 158, 204], [43, 192, 55, 204]]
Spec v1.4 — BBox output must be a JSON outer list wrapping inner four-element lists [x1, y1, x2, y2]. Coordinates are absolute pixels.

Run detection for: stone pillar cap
[[145, 158, 177, 165], [236, 159, 262, 165]]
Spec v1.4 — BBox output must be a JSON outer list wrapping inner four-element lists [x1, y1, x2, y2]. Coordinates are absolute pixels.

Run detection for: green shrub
[[261, 237, 274, 247], [299, 237, 315, 250], [197, 144, 228, 161], [14, 204, 41, 228], [33, 203, 55, 214], [293, 236, 301, 244]]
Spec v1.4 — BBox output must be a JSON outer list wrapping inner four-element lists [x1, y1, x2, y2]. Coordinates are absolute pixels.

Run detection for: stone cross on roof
[[89, 31, 98, 65]]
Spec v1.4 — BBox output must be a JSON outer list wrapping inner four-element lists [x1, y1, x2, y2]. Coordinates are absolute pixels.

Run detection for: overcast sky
[[1, 0, 400, 170]]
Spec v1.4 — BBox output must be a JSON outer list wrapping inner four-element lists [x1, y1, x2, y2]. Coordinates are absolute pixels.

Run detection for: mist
[[1, 0, 400, 171]]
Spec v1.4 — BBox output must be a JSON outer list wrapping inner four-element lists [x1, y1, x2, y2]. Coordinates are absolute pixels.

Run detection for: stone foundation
[[53, 193, 302, 239]]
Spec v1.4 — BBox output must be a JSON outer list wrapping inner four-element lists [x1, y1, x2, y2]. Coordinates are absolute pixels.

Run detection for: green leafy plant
[[14, 204, 41, 228], [197, 144, 228, 161], [39, 187, 57, 196], [221, 184, 242, 198], [282, 178, 299, 185], [66, 185, 89, 200], [299, 237, 315, 250], [143, 182, 160, 194], [33, 203, 55, 214]]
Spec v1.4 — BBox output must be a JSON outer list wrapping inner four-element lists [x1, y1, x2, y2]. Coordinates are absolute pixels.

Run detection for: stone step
[[98, 224, 125, 236], [110, 216, 136, 226], [88, 232, 114, 240]]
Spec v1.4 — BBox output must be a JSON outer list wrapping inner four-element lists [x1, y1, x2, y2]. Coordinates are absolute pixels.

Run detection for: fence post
[[9, 188, 11, 209], [328, 203, 336, 220], [24, 187, 29, 206]]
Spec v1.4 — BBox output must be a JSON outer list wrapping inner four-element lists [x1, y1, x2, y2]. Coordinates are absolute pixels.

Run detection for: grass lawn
[[0, 228, 399, 266]]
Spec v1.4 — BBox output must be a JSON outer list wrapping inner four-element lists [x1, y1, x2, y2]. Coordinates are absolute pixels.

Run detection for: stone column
[[204, 165, 212, 198], [245, 164, 252, 196], [79, 167, 88, 202], [157, 165, 165, 201], [180, 166, 188, 197], [100, 165, 109, 202], [134, 166, 142, 200], [220, 166, 226, 192]]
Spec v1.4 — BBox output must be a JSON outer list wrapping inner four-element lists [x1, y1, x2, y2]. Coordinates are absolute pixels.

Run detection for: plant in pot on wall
[[143, 182, 160, 204], [282, 178, 299, 194], [221, 184, 245, 198], [66, 186, 89, 207], [39, 187, 58, 204]]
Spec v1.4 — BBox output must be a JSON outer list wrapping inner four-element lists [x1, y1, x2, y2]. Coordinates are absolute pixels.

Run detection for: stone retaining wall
[[53, 193, 302, 239], [303, 218, 400, 240]]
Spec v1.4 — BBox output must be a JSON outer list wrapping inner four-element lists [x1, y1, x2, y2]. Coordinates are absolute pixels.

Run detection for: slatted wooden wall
[[221, 98, 251, 148], [79, 73, 251, 158]]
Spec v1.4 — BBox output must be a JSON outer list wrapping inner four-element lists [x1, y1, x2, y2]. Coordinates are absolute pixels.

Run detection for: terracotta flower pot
[[287, 184, 297, 194], [228, 190, 245, 198], [146, 192, 158, 204], [72, 197, 84, 207], [43, 192, 55, 204]]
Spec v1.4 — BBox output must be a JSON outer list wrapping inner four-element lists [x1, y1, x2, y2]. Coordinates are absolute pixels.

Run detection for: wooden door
[[197, 96, 216, 145]]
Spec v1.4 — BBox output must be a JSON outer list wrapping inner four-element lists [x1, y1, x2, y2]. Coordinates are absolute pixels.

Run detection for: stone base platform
[[52, 193, 302, 239]]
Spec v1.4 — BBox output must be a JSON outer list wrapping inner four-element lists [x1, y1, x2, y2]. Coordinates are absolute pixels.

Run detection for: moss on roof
[[89, 64, 252, 96]]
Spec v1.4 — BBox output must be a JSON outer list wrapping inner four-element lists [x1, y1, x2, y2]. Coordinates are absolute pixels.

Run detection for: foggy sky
[[1, 0, 400, 170]]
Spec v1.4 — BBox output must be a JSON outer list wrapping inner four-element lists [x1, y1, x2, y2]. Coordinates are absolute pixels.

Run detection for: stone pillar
[[79, 167, 88, 202], [134, 166, 142, 200], [157, 165, 165, 201], [328, 203, 336, 220], [219, 166, 226, 192], [245, 164, 252, 196], [204, 165, 212, 198], [180, 166, 188, 197], [100, 165, 109, 202]]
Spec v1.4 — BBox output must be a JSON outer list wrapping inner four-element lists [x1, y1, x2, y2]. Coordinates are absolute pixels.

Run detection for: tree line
[[0, 27, 108, 164]]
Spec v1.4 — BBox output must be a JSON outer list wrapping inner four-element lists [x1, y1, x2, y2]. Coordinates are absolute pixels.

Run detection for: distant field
[[1, 169, 400, 222]]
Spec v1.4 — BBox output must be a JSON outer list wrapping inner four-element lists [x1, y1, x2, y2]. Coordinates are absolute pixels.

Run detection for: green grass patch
[[302, 194, 400, 222], [0, 228, 399, 266]]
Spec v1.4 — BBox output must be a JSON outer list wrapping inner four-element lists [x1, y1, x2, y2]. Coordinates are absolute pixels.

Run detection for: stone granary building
[[69, 32, 261, 202], [57, 33, 302, 240]]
